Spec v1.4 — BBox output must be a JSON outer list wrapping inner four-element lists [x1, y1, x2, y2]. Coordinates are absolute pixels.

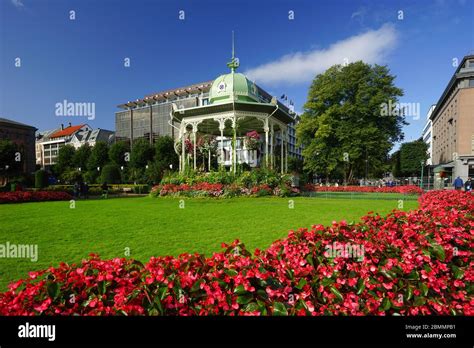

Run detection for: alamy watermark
[[55, 99, 95, 120], [380, 100, 420, 120], [324, 242, 364, 261], [0, 242, 38, 262]]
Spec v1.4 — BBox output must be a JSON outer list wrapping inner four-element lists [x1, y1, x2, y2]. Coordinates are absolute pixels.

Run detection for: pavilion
[[169, 45, 294, 174]]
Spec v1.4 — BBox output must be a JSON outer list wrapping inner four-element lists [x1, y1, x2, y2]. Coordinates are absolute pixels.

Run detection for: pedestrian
[[464, 177, 472, 192], [453, 176, 464, 190], [101, 182, 109, 199], [73, 182, 79, 198], [83, 182, 89, 199]]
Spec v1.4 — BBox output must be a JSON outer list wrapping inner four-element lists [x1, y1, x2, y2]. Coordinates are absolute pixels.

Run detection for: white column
[[280, 129, 284, 174], [219, 119, 225, 167], [265, 127, 269, 168], [181, 127, 186, 173], [193, 127, 197, 171], [285, 129, 288, 173], [232, 118, 237, 174], [270, 122, 274, 169]]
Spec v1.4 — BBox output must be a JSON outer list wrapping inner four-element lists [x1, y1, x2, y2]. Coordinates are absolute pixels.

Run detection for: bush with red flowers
[[0, 190, 472, 315], [304, 184, 423, 195], [0, 191, 72, 204]]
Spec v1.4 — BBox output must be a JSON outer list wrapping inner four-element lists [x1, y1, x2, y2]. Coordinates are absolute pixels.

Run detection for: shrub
[[34, 170, 48, 189], [0, 191, 71, 204], [100, 164, 122, 184]]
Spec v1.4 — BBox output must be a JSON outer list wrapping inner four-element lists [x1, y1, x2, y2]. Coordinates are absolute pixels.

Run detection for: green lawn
[[0, 196, 418, 290]]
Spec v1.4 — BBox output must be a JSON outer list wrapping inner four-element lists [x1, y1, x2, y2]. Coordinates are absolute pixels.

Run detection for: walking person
[[83, 182, 89, 199], [101, 182, 109, 199], [464, 177, 472, 192], [453, 176, 464, 190]]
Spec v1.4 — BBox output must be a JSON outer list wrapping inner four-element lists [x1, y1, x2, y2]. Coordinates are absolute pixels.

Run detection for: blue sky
[[1, 0, 473, 148]]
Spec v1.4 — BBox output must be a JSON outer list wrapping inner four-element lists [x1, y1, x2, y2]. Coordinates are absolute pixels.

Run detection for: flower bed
[[0, 191, 72, 204], [151, 182, 299, 198], [304, 184, 423, 195], [0, 190, 472, 315]]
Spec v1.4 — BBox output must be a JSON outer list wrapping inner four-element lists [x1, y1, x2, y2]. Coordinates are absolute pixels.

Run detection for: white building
[[422, 104, 436, 165], [36, 123, 114, 168]]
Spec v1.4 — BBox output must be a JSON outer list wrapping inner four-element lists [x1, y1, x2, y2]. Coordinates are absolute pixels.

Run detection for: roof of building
[[430, 54, 474, 121], [0, 117, 37, 130], [72, 128, 114, 143], [209, 72, 260, 104], [50, 124, 85, 138]]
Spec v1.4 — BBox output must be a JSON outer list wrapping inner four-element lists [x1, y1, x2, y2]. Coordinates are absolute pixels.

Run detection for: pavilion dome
[[209, 72, 260, 105]]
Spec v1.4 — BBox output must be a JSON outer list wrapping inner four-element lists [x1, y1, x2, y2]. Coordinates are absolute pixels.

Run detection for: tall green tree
[[297, 61, 406, 182], [130, 138, 154, 169], [87, 141, 109, 171], [154, 136, 178, 170], [56, 145, 76, 173], [0, 140, 21, 176], [109, 141, 130, 167], [73, 144, 91, 170], [399, 138, 428, 176]]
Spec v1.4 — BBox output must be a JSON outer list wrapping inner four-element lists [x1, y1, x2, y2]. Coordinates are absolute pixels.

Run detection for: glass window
[[469, 79, 474, 87]]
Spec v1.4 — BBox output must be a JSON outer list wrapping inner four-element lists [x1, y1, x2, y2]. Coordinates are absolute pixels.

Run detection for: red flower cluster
[[0, 190, 472, 316], [151, 182, 285, 197], [304, 184, 423, 195], [0, 191, 72, 204]]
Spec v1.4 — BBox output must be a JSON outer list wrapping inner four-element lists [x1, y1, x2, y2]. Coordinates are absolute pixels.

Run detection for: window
[[469, 79, 474, 87], [469, 60, 474, 68], [201, 98, 209, 106]]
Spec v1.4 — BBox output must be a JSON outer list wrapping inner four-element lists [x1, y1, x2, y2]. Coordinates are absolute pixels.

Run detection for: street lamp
[[420, 160, 425, 190]]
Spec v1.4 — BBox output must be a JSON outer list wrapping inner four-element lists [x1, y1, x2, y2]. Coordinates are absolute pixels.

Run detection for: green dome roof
[[209, 72, 260, 105]]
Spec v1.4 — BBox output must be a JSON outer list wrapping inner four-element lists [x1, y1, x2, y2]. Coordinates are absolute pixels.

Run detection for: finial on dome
[[227, 31, 239, 73]]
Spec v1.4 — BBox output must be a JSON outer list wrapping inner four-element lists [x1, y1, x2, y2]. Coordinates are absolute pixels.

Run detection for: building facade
[[422, 104, 436, 165], [0, 117, 37, 174], [116, 81, 303, 160], [36, 123, 114, 168], [430, 54, 474, 187]]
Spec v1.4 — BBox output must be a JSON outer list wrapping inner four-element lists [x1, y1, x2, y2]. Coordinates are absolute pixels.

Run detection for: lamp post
[[420, 160, 424, 190]]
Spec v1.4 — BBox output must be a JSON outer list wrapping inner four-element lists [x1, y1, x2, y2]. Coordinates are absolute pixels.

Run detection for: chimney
[[61, 124, 64, 130], [68, 122, 72, 127]]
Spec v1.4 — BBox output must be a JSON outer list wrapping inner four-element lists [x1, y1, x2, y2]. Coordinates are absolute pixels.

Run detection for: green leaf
[[237, 294, 253, 305], [420, 283, 429, 297], [407, 270, 419, 280], [243, 302, 259, 312], [330, 286, 343, 303], [356, 278, 365, 295], [190, 279, 203, 292], [234, 285, 247, 295], [224, 269, 238, 277], [379, 270, 394, 280], [452, 266, 464, 280], [431, 244, 445, 261], [295, 278, 307, 290], [322, 277, 334, 286], [47, 282, 60, 300], [272, 302, 288, 316], [381, 297, 391, 311], [413, 296, 426, 306], [406, 286, 413, 301]]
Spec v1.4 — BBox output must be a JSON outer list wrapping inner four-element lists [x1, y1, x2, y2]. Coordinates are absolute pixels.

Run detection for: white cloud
[[11, 0, 25, 8], [245, 24, 398, 86]]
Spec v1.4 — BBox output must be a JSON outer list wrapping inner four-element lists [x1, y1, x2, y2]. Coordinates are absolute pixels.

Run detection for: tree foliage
[[130, 138, 154, 169], [297, 61, 406, 181], [87, 142, 109, 171], [56, 145, 76, 173], [73, 144, 91, 170], [399, 138, 428, 176], [109, 141, 130, 167]]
